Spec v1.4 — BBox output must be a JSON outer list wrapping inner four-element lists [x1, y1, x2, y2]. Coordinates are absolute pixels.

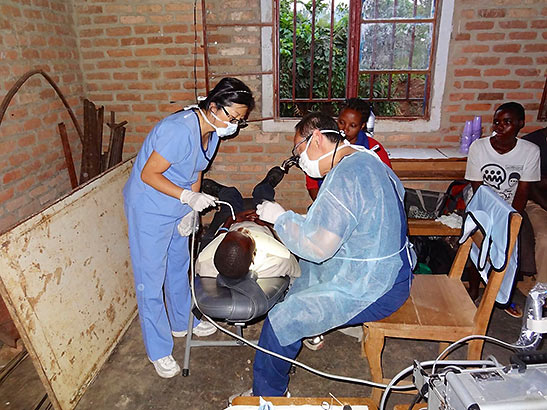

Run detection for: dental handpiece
[[215, 200, 235, 221]]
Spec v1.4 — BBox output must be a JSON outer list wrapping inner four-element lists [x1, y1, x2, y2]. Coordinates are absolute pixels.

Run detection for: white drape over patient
[[268, 150, 412, 346]]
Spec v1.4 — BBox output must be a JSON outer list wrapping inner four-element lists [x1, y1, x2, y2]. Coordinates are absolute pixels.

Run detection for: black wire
[[193, 0, 198, 101], [407, 390, 423, 410], [330, 137, 341, 169]]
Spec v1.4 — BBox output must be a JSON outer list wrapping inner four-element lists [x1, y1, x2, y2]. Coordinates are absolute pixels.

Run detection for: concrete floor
[[1, 287, 543, 410]]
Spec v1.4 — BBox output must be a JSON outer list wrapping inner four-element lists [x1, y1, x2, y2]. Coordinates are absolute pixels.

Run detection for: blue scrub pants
[[125, 204, 195, 361], [252, 265, 412, 396]]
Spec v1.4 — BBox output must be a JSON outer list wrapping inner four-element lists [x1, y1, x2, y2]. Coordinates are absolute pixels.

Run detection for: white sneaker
[[149, 355, 180, 378], [193, 320, 217, 336], [303, 335, 325, 351], [229, 388, 290, 405], [172, 321, 217, 338]]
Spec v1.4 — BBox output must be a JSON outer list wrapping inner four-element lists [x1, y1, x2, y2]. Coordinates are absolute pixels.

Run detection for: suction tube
[[515, 282, 547, 350]]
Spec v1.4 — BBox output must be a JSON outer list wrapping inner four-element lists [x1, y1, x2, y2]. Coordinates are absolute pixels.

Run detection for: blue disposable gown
[[269, 150, 411, 346], [123, 110, 219, 360]]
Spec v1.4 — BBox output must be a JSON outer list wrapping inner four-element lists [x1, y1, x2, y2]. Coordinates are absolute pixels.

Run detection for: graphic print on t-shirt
[[481, 163, 506, 189], [481, 163, 522, 201]]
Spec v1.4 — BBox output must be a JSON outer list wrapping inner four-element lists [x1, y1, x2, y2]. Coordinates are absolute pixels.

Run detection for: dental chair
[[182, 270, 290, 376]]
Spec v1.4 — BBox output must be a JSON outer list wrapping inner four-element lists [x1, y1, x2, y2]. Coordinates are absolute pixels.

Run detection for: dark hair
[[295, 112, 343, 143], [495, 102, 525, 122], [198, 77, 255, 112], [213, 231, 254, 279], [341, 98, 371, 126]]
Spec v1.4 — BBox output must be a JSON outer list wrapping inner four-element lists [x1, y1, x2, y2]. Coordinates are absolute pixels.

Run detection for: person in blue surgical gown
[[251, 112, 414, 396], [123, 77, 254, 378]]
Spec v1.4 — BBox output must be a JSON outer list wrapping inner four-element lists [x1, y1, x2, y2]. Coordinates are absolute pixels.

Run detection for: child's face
[[492, 108, 523, 139], [337, 108, 365, 144]]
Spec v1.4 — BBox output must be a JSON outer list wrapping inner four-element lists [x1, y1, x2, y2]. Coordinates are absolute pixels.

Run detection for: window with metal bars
[[276, 0, 439, 119]]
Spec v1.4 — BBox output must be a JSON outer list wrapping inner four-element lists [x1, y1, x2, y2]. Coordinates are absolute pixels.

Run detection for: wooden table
[[394, 405, 428, 410], [389, 148, 467, 181], [231, 396, 377, 409], [407, 218, 460, 236]]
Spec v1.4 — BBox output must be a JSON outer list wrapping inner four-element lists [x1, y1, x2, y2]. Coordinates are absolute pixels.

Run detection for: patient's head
[[213, 230, 256, 279]]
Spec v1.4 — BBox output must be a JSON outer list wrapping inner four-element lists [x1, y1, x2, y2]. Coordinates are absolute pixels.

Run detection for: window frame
[[350, 1, 441, 120], [262, 0, 454, 133]]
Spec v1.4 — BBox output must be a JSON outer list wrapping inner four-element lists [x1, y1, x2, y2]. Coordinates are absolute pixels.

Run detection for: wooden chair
[[362, 211, 522, 404]]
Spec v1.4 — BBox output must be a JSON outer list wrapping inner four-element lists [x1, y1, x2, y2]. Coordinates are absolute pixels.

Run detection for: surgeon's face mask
[[199, 107, 238, 138], [297, 130, 348, 178]]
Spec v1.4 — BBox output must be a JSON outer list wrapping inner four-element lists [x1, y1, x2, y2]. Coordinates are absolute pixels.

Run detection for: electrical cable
[[192, 0, 198, 102], [432, 333, 540, 374], [188, 210, 408, 390], [407, 390, 423, 410], [188, 210, 541, 409], [379, 359, 497, 410], [215, 200, 236, 221]]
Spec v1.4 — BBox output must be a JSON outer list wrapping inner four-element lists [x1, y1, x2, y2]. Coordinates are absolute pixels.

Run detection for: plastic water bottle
[[471, 116, 482, 143], [460, 120, 472, 154], [366, 110, 375, 137]]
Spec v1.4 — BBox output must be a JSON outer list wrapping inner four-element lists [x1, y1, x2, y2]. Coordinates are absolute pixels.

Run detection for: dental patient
[[183, 163, 301, 281], [195, 209, 300, 280]]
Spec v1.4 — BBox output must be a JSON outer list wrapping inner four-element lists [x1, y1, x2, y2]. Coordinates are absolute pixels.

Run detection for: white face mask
[[199, 107, 238, 138], [298, 130, 348, 178]]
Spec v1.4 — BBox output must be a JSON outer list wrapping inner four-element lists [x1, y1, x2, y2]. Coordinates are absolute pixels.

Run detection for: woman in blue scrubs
[[123, 78, 254, 378]]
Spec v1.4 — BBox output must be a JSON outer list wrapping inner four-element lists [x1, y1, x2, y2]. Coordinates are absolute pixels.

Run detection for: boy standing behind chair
[[305, 99, 392, 200], [465, 102, 540, 317]]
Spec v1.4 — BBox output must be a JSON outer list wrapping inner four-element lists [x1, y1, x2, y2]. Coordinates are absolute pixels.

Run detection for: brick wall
[[438, 1, 547, 145], [1, 0, 546, 227], [0, 0, 84, 233], [74, 0, 206, 154]]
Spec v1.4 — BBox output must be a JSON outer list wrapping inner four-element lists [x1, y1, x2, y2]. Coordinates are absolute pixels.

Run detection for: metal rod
[[291, 0, 297, 101], [57, 122, 78, 189], [327, 0, 335, 99], [209, 70, 273, 77], [0, 69, 83, 143], [206, 22, 273, 27], [361, 17, 434, 24], [201, 0, 211, 94], [345, 0, 361, 98], [281, 96, 422, 102], [309, 0, 317, 100]]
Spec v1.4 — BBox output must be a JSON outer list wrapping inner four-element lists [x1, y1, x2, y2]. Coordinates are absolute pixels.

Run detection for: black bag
[[404, 188, 446, 219], [410, 236, 457, 274]]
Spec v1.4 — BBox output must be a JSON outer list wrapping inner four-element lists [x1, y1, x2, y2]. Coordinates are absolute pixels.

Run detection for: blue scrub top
[[123, 110, 219, 217]]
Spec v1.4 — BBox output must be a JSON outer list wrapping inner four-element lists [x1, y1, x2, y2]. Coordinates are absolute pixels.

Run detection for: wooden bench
[[407, 218, 460, 236], [388, 148, 466, 237], [232, 396, 377, 409], [389, 147, 466, 181]]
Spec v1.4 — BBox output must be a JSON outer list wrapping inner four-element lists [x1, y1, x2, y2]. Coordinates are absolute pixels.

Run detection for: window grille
[[277, 0, 440, 119]]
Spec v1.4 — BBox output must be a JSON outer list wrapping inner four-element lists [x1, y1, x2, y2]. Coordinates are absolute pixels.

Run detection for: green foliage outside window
[[278, 0, 433, 118], [279, 0, 348, 117]]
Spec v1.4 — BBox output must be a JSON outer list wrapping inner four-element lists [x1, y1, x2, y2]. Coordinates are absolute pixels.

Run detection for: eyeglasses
[[291, 134, 312, 157], [221, 106, 248, 127]]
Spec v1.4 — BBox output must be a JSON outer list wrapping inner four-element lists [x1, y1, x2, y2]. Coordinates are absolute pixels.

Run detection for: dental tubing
[[186, 207, 539, 404]]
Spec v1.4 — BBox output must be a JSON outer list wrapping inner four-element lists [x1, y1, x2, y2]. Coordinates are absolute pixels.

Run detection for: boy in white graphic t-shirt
[[465, 101, 540, 317]]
